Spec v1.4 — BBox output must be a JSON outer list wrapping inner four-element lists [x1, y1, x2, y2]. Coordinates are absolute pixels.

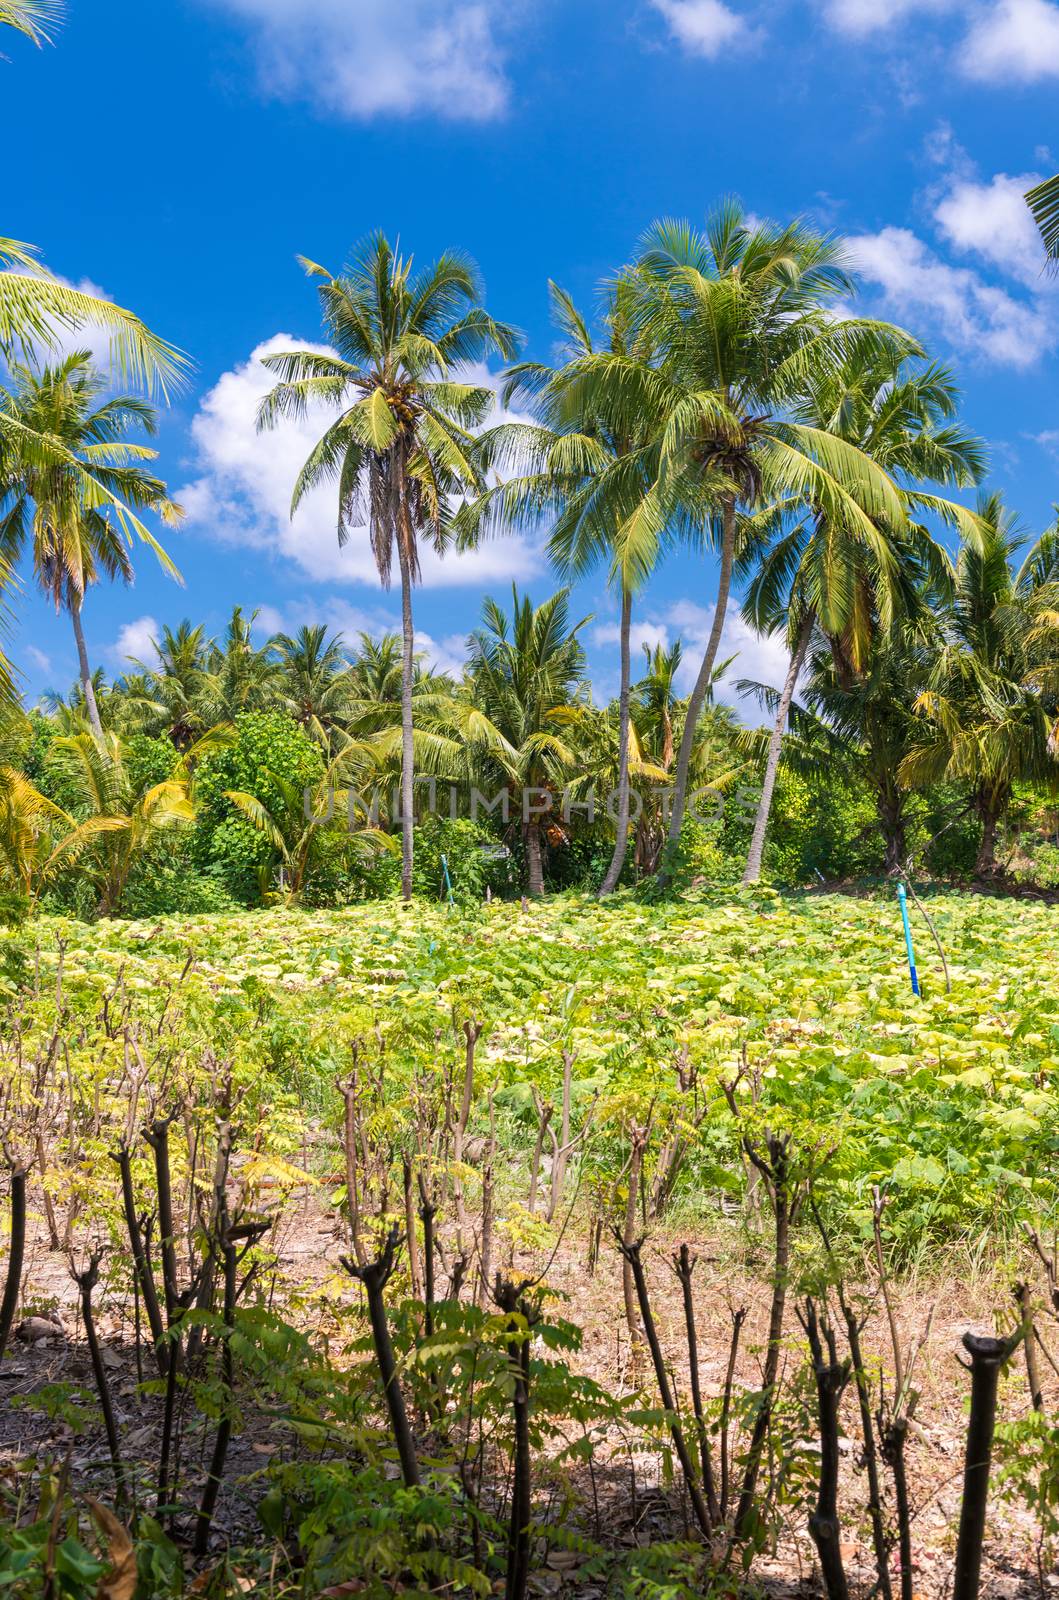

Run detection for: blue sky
[[5, 0, 1059, 713]]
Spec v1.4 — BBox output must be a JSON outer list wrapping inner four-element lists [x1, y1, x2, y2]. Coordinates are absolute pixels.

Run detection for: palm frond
[[1027, 173, 1059, 263]]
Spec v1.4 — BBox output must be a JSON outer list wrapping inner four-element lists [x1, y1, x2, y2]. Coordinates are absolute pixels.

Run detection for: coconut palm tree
[[0, 762, 122, 900], [257, 234, 518, 901], [561, 206, 917, 863], [459, 281, 673, 897], [738, 349, 984, 884], [273, 624, 355, 748], [0, 353, 181, 739], [900, 496, 1059, 875], [195, 607, 282, 725], [455, 587, 590, 896], [48, 729, 223, 913], [125, 620, 210, 747]]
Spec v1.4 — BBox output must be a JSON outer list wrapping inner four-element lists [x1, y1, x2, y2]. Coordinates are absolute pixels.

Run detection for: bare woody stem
[[341, 1227, 420, 1488], [720, 1304, 747, 1521], [418, 1175, 437, 1339], [402, 1158, 422, 1301], [838, 1292, 892, 1600], [953, 1330, 1023, 1600], [143, 1116, 180, 1329], [882, 1417, 913, 1600], [617, 1236, 714, 1539], [799, 1299, 851, 1600], [112, 1144, 168, 1375], [0, 1156, 27, 1366], [338, 1073, 364, 1266], [735, 1133, 795, 1539], [495, 1276, 539, 1600], [193, 1218, 270, 1557], [811, 1199, 891, 1600], [674, 1245, 720, 1526], [72, 1253, 127, 1512], [621, 1127, 647, 1350], [1014, 1282, 1044, 1413]]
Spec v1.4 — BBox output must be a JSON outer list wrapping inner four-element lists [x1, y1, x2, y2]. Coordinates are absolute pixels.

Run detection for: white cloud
[[25, 645, 51, 675], [592, 620, 671, 655], [923, 122, 975, 177], [109, 616, 161, 670], [817, 0, 955, 36], [203, 0, 511, 120], [179, 335, 543, 591], [934, 171, 1047, 285], [1031, 429, 1059, 460], [249, 605, 288, 638], [416, 630, 468, 679], [960, 0, 1059, 82], [251, 596, 397, 643], [650, 0, 757, 55], [847, 226, 1053, 368]]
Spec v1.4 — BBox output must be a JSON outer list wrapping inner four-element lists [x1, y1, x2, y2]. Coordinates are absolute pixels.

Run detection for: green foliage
[[1026, 842, 1059, 890], [120, 835, 239, 917], [411, 814, 515, 903], [121, 732, 177, 797], [190, 712, 324, 903], [614, 1541, 733, 1600], [650, 816, 738, 893], [996, 1410, 1059, 1573], [0, 888, 32, 928], [713, 767, 884, 885]]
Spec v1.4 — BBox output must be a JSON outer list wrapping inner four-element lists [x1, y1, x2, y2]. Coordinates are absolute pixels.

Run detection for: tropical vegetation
[[5, 11, 1059, 1600]]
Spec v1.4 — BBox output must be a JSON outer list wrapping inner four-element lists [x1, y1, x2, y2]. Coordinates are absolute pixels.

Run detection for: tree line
[[1, 6, 1058, 912]]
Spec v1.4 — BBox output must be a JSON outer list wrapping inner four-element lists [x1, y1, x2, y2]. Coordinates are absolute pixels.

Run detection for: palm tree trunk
[[878, 783, 907, 874], [742, 611, 814, 887], [599, 586, 633, 897], [70, 596, 104, 743], [974, 788, 1004, 878], [665, 497, 737, 860], [525, 823, 544, 898], [397, 544, 416, 903]]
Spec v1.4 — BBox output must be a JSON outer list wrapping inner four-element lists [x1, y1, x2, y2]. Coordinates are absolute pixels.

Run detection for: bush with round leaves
[[189, 713, 325, 905]]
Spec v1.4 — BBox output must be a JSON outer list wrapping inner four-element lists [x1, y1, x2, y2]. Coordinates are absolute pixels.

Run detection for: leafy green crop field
[[5, 887, 1059, 1594], [24, 885, 1059, 1258]]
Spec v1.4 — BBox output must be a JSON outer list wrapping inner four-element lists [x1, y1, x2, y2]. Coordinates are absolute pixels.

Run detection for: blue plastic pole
[[897, 882, 920, 996], [440, 853, 455, 907]]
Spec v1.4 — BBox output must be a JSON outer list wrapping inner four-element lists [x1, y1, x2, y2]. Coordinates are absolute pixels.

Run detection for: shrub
[[922, 788, 981, 879], [412, 815, 516, 903], [715, 767, 884, 886], [302, 826, 401, 906], [1020, 842, 1059, 891], [189, 714, 325, 905], [120, 835, 240, 917], [122, 732, 177, 797], [651, 816, 739, 893]]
